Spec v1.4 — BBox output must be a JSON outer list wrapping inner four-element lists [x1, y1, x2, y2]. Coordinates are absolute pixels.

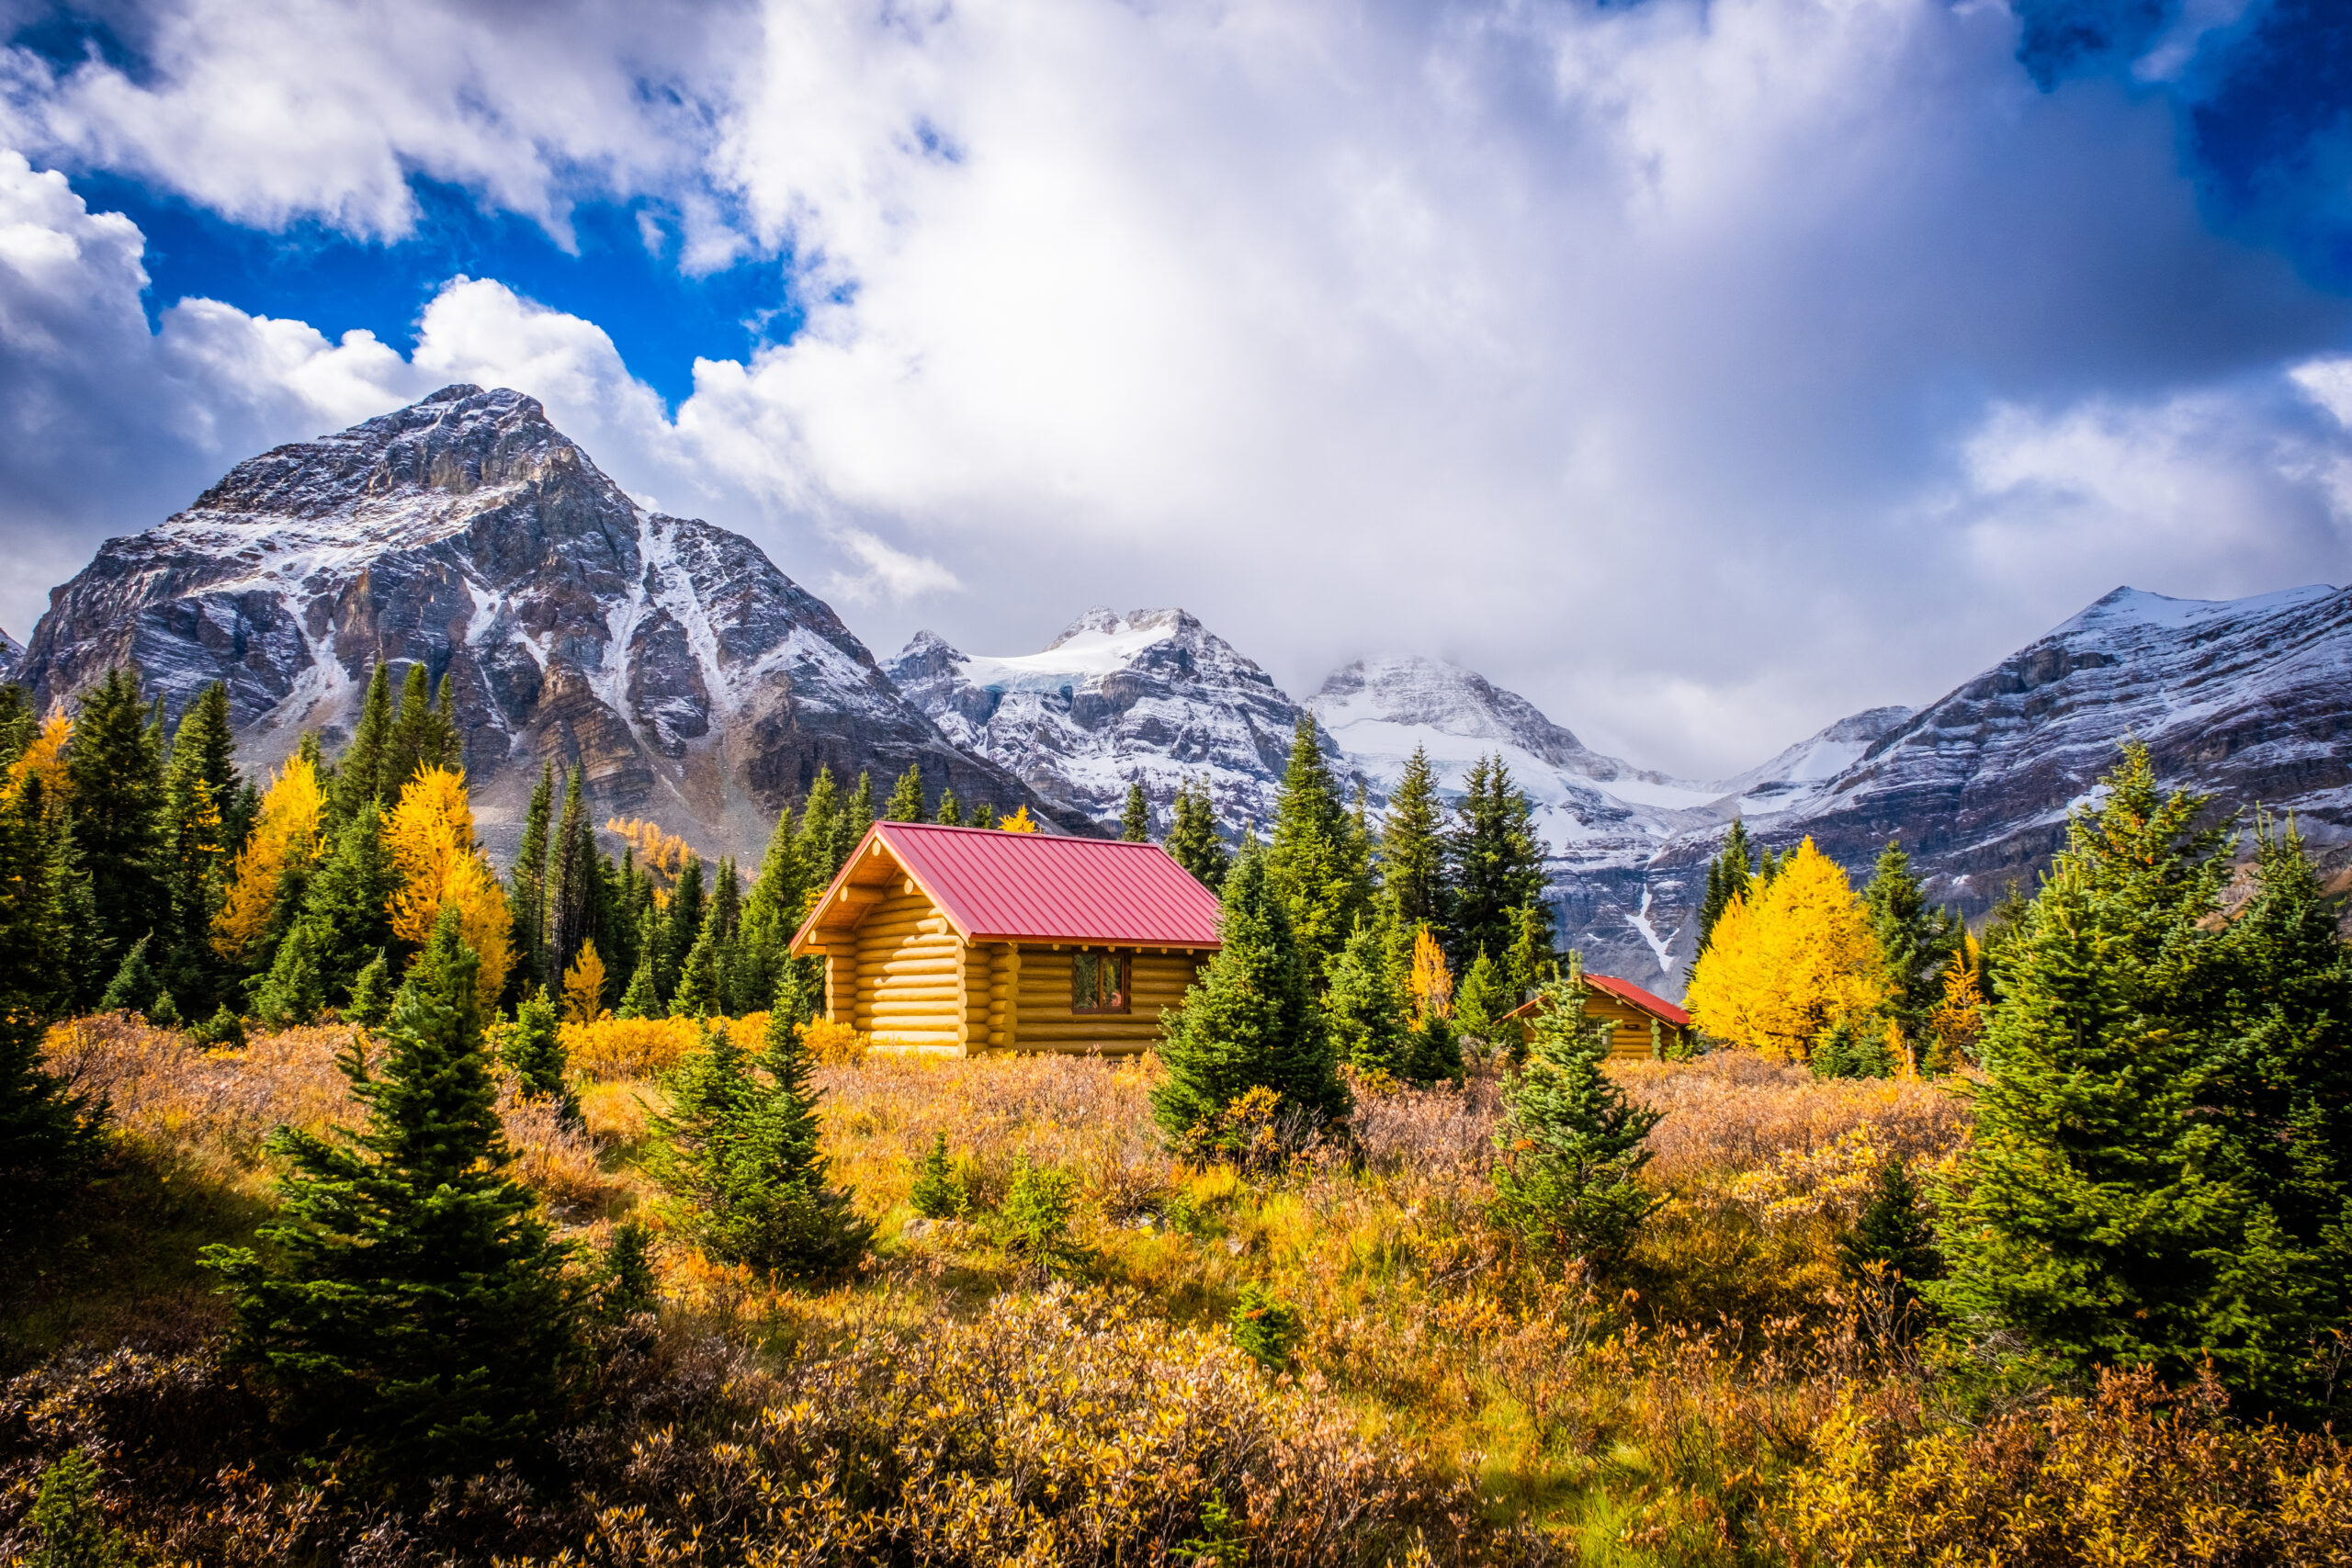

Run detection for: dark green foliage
[[886, 764, 926, 822], [934, 786, 963, 826], [25, 1447, 128, 1568], [506, 986, 570, 1107], [332, 664, 394, 818], [67, 668, 164, 983], [1444, 754, 1545, 975], [300, 804, 398, 1004], [1490, 966, 1663, 1265], [545, 768, 595, 986], [1151, 849, 1350, 1150], [909, 1131, 970, 1219], [97, 933, 162, 1015], [1810, 1017, 1893, 1079], [249, 916, 329, 1028], [1976, 879, 2033, 1003], [510, 762, 554, 993], [0, 773, 87, 1019], [796, 767, 844, 886], [968, 801, 998, 829], [1501, 902, 1556, 1007], [346, 951, 392, 1030], [1863, 839, 1957, 1043], [1166, 778, 1230, 891], [1696, 818, 1754, 958], [616, 953, 660, 1020], [671, 905, 723, 1018], [0, 1006, 101, 1234], [642, 1000, 870, 1277], [1324, 919, 1409, 1077], [1453, 946, 1508, 1041], [1838, 1158, 1941, 1303], [1121, 783, 1149, 841], [842, 771, 875, 866], [1265, 716, 1371, 987], [1398, 1011, 1463, 1087], [1181, 1492, 1249, 1568], [190, 1005, 246, 1049], [1227, 1281, 1302, 1372], [1931, 745, 2352, 1417], [998, 1156, 1080, 1264], [598, 1220, 658, 1323], [662, 855, 706, 1001], [1377, 744, 1447, 933], [734, 801, 807, 1015], [156, 683, 240, 1013], [201, 907, 583, 1483], [383, 664, 459, 794]]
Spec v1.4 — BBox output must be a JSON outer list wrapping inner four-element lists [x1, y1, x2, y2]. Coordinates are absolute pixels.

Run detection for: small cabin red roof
[[1503, 972, 1691, 1029], [791, 821, 1224, 951]]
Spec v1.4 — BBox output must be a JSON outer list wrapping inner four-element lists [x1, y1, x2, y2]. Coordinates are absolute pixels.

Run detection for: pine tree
[[66, 668, 164, 982], [98, 934, 163, 1015], [1490, 963, 1663, 1264], [510, 762, 554, 992], [0, 1003, 100, 1230], [934, 786, 963, 826], [348, 951, 392, 1031], [201, 907, 582, 1482], [0, 767, 80, 1021], [1166, 779, 1230, 891], [505, 985, 571, 1112], [1696, 818, 1755, 957], [1501, 903, 1556, 1007], [1838, 1158, 1941, 1306], [1444, 754, 1546, 974], [1863, 839, 1955, 1047], [1453, 947, 1508, 1041], [251, 916, 330, 1028], [334, 664, 395, 819], [544, 768, 594, 985], [1377, 745, 1448, 932], [1324, 917, 1409, 1077], [383, 664, 459, 795], [839, 771, 875, 867], [299, 805, 397, 1001], [616, 955, 660, 1020], [735, 803, 806, 1016], [1151, 849, 1349, 1150], [795, 767, 844, 886], [157, 683, 241, 1010], [671, 905, 724, 1018], [662, 855, 706, 1002], [1976, 878, 2033, 1004], [1264, 716, 1371, 988], [1121, 783, 1149, 841], [886, 764, 926, 822], [969, 802, 998, 829]]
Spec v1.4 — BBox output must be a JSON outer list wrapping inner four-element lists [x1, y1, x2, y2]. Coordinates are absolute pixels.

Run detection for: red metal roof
[[792, 822, 1225, 950], [1502, 972, 1691, 1028]]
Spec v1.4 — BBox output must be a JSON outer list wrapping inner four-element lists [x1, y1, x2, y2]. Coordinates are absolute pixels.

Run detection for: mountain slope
[[885, 608, 1312, 830], [19, 385, 1061, 854]]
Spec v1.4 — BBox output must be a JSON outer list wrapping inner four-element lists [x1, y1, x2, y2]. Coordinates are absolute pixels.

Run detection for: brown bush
[[1617, 1052, 1970, 1188]]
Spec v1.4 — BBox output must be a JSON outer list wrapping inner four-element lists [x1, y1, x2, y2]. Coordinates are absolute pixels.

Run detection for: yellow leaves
[[1685, 838, 1883, 1060], [562, 938, 609, 1024], [997, 805, 1039, 834], [384, 765, 511, 1011], [1928, 929, 1986, 1068], [212, 755, 326, 958], [800, 1016, 872, 1064], [607, 816, 691, 901], [6, 711, 71, 800], [1408, 925, 1452, 1020]]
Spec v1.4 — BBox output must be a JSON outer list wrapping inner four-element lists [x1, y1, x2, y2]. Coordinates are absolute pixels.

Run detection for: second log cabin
[[788, 821, 1224, 1055]]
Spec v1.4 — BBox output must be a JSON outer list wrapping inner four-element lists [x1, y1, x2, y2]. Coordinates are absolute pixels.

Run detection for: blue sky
[[0, 0, 2346, 775]]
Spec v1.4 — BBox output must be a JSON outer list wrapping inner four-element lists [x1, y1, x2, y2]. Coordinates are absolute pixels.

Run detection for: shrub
[[908, 1130, 971, 1219], [1228, 1281, 1302, 1372], [25, 1447, 127, 1568], [798, 1015, 870, 1064], [998, 1156, 1081, 1266]]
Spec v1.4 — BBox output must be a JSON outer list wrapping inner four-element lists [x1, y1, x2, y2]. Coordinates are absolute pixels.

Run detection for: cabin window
[[1071, 951, 1130, 1014]]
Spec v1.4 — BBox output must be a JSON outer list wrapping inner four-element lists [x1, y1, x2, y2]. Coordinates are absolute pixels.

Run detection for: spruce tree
[[157, 683, 240, 1015], [1166, 779, 1230, 891], [0, 772, 78, 1020], [796, 767, 844, 886], [1121, 783, 1149, 841], [251, 916, 329, 1027], [347, 951, 392, 1030], [0, 974, 100, 1231], [334, 664, 394, 818], [1151, 849, 1349, 1150], [1501, 903, 1556, 1006], [544, 768, 595, 985], [66, 668, 164, 979], [300, 805, 397, 1001], [1445, 754, 1546, 974], [504, 985, 571, 1112], [1696, 818, 1754, 957], [202, 908, 582, 1482], [1324, 918, 1409, 1077], [670, 905, 723, 1018], [735, 803, 806, 1016], [510, 762, 554, 992], [616, 955, 660, 1020], [886, 764, 926, 822], [1863, 839, 1955, 1045], [934, 786, 963, 826], [1490, 963, 1663, 1264], [662, 855, 706, 1000], [98, 934, 163, 1015], [838, 770, 875, 866], [1377, 745, 1447, 932], [1264, 716, 1371, 988], [1453, 947, 1508, 1041], [969, 801, 998, 829], [1838, 1158, 1941, 1306]]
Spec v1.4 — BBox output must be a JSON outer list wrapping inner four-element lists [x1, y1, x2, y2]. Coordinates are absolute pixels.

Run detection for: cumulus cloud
[[0, 0, 2348, 776]]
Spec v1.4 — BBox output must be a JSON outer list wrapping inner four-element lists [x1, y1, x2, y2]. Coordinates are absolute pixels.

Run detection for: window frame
[[1070, 949, 1131, 1015]]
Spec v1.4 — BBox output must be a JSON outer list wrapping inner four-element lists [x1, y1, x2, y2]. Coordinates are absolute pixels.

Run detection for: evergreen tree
[[1453, 947, 1509, 1041], [934, 786, 963, 826], [24, 1446, 129, 1568], [1929, 745, 2348, 1413], [544, 768, 595, 985], [202, 908, 582, 1482], [1809, 1017, 1893, 1079], [795, 767, 845, 886], [1490, 963, 1663, 1264], [250, 916, 329, 1028], [66, 668, 164, 981], [969, 802, 998, 829], [1976, 879, 2033, 1004], [98, 934, 163, 1015], [1166, 779, 1230, 891], [1377, 745, 1448, 932], [838, 770, 875, 867], [735, 803, 807, 1016], [1445, 754, 1546, 974], [300, 805, 397, 1001], [0, 770, 80, 1020], [1151, 849, 1349, 1150], [334, 664, 395, 819], [1324, 918, 1409, 1077], [1501, 903, 1556, 1007], [509, 762, 554, 993], [1838, 1158, 1941, 1306], [1121, 783, 1149, 841], [347, 951, 393, 1030], [504, 985, 571, 1112], [1696, 818, 1755, 957], [1264, 716, 1371, 988], [383, 664, 459, 795], [662, 855, 706, 1001], [616, 955, 660, 1020], [157, 683, 240, 1014], [0, 1004, 100, 1231], [886, 764, 926, 822], [671, 905, 724, 1018], [1863, 839, 1956, 1046]]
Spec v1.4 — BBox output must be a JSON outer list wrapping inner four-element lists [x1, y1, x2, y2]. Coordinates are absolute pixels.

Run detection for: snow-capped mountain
[[18, 385, 1061, 855], [884, 608, 1313, 830], [0, 627, 19, 684]]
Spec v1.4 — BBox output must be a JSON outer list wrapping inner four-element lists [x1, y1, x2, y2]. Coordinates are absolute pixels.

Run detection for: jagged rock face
[[0, 628, 18, 684], [1707, 585, 2352, 918], [19, 385, 1060, 855], [885, 608, 1314, 831]]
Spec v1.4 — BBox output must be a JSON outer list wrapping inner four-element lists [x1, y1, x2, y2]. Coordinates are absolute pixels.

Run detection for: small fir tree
[[1838, 1158, 1941, 1305], [597, 1220, 658, 1324], [1489, 963, 1663, 1264], [1166, 779, 1231, 891], [1121, 782, 1149, 841], [66, 667, 164, 982], [505, 985, 571, 1110], [97, 933, 163, 1015], [934, 786, 964, 826], [25, 1447, 128, 1568], [333, 664, 394, 818], [1323, 918, 1409, 1077], [885, 764, 926, 822], [1377, 744, 1448, 933], [1863, 839, 1956, 1048], [201, 906, 583, 1483], [347, 950, 393, 1030], [1151, 849, 1349, 1151], [909, 1130, 969, 1219], [1445, 754, 1547, 974], [0, 1004, 101, 1235], [969, 802, 998, 829], [1453, 947, 1508, 1041], [616, 955, 660, 1021], [544, 768, 596, 986], [1501, 902, 1557, 1005], [670, 905, 724, 1019], [795, 767, 845, 886], [733, 801, 806, 1012], [1264, 716, 1371, 987], [250, 916, 330, 1028]]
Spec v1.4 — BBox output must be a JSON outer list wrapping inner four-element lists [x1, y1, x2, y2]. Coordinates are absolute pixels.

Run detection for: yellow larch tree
[[562, 938, 608, 1024], [1409, 924, 1453, 1019], [998, 805, 1039, 833], [385, 764, 513, 1010], [6, 711, 71, 800], [1685, 837, 1883, 1060], [1926, 928, 1985, 1071], [212, 754, 326, 958]]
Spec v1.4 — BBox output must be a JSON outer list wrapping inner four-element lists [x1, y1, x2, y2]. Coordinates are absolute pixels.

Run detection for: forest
[[3, 662, 2350, 1566]]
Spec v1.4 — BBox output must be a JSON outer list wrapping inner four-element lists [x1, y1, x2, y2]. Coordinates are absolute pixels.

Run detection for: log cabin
[[1501, 969, 1696, 1059], [788, 821, 1224, 1056]]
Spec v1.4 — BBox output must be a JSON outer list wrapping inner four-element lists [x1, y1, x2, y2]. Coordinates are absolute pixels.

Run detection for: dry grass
[[1618, 1054, 1972, 1189]]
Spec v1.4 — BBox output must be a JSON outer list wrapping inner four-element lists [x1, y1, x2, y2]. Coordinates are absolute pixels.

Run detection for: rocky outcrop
[[885, 608, 1315, 833], [18, 385, 1066, 855]]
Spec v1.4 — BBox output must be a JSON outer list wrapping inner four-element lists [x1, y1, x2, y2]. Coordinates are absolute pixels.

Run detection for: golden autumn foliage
[[562, 937, 608, 1024], [1928, 929, 1986, 1068], [800, 1015, 873, 1064], [5, 711, 71, 799], [998, 804, 1039, 833], [383, 764, 511, 1010], [1685, 837, 1883, 1059], [211, 755, 326, 958], [606, 816, 691, 899], [1409, 924, 1453, 1019]]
